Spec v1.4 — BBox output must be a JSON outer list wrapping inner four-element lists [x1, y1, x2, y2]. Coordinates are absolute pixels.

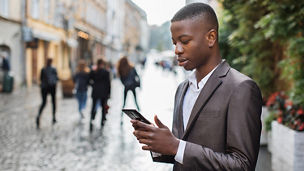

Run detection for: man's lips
[[177, 58, 189, 66]]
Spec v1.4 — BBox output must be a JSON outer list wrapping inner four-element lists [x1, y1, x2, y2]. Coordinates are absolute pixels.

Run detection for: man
[[131, 3, 262, 171], [89, 58, 111, 131], [36, 58, 58, 129]]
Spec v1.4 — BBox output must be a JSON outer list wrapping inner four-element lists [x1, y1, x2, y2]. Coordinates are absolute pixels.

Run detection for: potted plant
[[265, 92, 304, 171]]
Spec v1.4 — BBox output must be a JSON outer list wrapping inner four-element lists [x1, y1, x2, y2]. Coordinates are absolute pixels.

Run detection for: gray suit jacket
[[155, 61, 262, 171]]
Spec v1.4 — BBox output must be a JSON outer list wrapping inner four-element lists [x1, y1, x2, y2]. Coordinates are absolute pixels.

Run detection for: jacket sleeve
[[54, 68, 58, 81], [153, 83, 185, 164], [40, 69, 44, 82], [182, 80, 262, 171], [106, 71, 111, 98], [89, 70, 94, 86]]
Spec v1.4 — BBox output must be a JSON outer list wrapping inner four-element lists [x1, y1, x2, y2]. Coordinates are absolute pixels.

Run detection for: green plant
[[266, 92, 304, 131], [220, 0, 304, 102], [264, 111, 276, 131]]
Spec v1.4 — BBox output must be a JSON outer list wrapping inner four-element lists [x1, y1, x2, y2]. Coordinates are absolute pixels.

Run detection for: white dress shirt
[[174, 65, 219, 164]]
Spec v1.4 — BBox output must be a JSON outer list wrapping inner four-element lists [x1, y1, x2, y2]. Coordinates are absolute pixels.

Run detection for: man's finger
[[154, 115, 166, 128], [133, 130, 154, 139], [138, 139, 153, 145], [131, 120, 155, 131]]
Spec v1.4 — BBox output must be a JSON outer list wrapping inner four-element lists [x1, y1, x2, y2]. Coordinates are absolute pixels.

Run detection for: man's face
[[170, 18, 212, 71]]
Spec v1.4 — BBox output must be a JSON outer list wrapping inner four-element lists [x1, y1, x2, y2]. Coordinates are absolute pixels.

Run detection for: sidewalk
[[0, 55, 271, 171]]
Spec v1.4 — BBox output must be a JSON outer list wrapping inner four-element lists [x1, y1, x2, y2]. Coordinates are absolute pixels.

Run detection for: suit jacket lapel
[[182, 61, 230, 140], [175, 81, 189, 138]]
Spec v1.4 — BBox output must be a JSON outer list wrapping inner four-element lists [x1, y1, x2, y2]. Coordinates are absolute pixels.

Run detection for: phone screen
[[122, 109, 151, 124]]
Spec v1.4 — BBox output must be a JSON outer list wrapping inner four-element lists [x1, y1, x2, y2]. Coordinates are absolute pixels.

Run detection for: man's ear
[[207, 29, 217, 48]]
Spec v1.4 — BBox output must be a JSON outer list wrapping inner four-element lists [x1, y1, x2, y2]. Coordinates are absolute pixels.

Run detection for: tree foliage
[[219, 0, 304, 105]]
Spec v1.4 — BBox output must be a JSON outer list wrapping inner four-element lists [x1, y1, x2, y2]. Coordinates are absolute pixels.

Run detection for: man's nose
[[175, 43, 184, 55]]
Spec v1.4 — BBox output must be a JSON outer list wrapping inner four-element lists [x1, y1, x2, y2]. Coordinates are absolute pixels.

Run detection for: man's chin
[[183, 66, 194, 71]]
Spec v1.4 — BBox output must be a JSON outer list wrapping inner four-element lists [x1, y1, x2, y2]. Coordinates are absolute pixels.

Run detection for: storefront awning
[[32, 29, 61, 42], [67, 39, 78, 48]]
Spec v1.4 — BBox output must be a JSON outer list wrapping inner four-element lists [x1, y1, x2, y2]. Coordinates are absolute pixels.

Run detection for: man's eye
[[181, 40, 190, 44]]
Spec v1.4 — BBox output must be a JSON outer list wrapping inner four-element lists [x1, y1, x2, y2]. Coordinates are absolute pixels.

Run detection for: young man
[[131, 3, 262, 170], [89, 58, 111, 131]]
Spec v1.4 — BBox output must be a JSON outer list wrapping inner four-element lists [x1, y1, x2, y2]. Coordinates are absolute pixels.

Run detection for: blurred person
[[108, 61, 117, 79], [140, 56, 147, 69], [36, 58, 58, 129], [1, 54, 10, 72], [117, 56, 141, 117], [89, 58, 111, 131], [131, 3, 262, 170], [73, 60, 90, 119], [0, 54, 4, 91]]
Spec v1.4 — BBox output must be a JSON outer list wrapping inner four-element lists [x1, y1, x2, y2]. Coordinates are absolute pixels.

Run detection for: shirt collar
[[187, 64, 220, 90]]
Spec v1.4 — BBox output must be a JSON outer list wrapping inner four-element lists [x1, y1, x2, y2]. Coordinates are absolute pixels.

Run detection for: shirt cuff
[[174, 140, 186, 164]]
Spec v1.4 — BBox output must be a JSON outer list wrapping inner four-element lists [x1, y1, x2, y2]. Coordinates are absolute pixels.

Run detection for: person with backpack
[[36, 58, 58, 129], [117, 56, 141, 123]]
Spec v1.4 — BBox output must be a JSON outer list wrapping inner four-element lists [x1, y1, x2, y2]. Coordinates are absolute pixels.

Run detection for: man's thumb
[[154, 115, 166, 128]]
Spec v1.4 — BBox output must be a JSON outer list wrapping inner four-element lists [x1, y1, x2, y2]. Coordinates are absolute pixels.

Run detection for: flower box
[[260, 106, 269, 146], [271, 121, 304, 171]]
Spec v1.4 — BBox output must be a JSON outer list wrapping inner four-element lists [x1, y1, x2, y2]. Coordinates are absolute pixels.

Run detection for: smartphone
[[122, 109, 151, 124]]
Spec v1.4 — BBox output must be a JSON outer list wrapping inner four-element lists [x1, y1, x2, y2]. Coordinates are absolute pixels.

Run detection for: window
[[0, 0, 9, 17], [44, 0, 50, 23], [31, 0, 40, 19], [54, 2, 63, 28]]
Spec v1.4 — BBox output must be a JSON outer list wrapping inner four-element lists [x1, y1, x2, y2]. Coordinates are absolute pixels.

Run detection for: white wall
[[105, 0, 125, 64], [0, 21, 23, 86]]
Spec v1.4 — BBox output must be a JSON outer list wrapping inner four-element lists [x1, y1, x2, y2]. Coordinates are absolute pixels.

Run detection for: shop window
[[0, 0, 9, 17], [31, 0, 40, 19]]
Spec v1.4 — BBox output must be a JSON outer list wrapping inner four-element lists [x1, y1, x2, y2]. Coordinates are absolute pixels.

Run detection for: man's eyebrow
[[178, 35, 191, 39]]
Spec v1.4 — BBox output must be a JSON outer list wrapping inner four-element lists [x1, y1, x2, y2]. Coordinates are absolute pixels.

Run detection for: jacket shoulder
[[225, 68, 261, 95], [226, 68, 256, 85]]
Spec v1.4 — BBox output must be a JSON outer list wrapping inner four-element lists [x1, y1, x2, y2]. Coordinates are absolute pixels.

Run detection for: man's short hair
[[46, 58, 52, 66], [171, 3, 218, 31], [97, 58, 105, 66]]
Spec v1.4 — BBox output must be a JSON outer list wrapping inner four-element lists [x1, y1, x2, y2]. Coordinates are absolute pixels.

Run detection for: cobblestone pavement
[[0, 56, 271, 171]]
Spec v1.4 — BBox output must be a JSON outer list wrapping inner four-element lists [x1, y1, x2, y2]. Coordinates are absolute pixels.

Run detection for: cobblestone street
[[0, 56, 271, 171]]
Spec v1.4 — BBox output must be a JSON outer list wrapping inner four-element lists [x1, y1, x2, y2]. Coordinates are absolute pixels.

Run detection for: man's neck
[[195, 57, 222, 83]]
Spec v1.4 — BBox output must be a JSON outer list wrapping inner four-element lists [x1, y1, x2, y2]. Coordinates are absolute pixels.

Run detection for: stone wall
[[271, 121, 304, 171]]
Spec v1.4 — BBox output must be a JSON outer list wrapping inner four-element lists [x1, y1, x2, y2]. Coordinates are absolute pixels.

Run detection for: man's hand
[[131, 115, 179, 156]]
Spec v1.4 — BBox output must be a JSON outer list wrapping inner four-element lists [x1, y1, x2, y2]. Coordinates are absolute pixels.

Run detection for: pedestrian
[[1, 54, 10, 72], [73, 60, 90, 119], [117, 56, 141, 122], [89, 58, 111, 131], [131, 3, 262, 171], [0, 54, 4, 91], [36, 58, 58, 129]]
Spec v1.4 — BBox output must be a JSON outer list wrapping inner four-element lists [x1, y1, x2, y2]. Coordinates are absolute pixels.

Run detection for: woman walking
[[73, 60, 90, 119], [36, 58, 58, 129], [117, 56, 141, 114]]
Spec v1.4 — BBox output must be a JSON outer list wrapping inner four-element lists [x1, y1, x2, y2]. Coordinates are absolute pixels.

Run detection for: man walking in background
[[89, 58, 111, 131]]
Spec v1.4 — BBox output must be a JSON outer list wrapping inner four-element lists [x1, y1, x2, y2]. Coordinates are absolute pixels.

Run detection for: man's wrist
[[174, 140, 185, 164], [171, 138, 180, 155]]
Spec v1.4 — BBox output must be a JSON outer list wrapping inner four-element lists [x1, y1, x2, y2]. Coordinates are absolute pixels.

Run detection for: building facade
[[1, 0, 149, 89], [0, 0, 25, 87], [24, 0, 73, 87], [104, 0, 125, 64], [123, 0, 148, 64], [72, 0, 107, 68]]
